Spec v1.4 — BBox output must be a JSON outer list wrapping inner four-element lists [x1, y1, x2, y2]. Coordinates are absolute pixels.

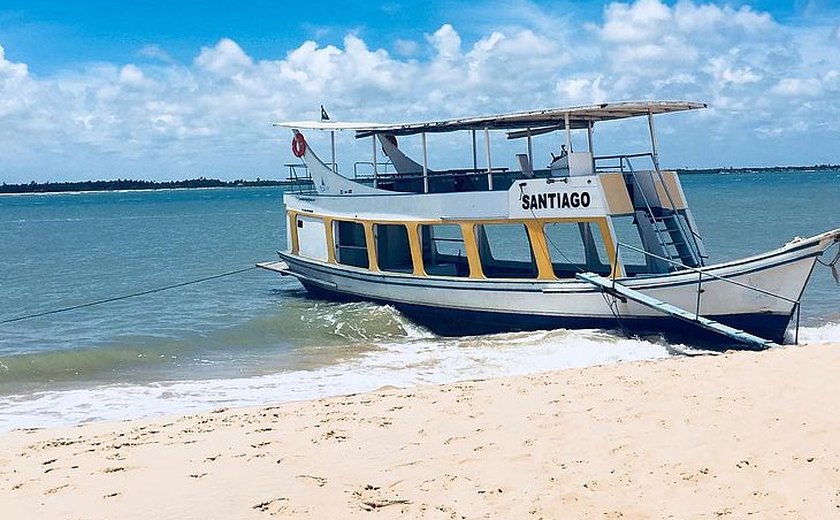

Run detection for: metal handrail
[[612, 241, 801, 343], [353, 160, 395, 178], [612, 242, 798, 304], [593, 152, 653, 173]]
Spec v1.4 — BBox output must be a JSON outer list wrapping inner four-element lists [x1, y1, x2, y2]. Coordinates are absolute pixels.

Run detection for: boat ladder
[[575, 272, 778, 349], [645, 212, 696, 267]]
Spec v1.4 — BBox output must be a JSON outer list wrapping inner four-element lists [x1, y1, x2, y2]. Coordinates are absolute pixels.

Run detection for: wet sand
[[2, 342, 840, 519]]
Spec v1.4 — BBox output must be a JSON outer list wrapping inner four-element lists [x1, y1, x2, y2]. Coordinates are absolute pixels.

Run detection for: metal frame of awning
[[272, 100, 707, 138]]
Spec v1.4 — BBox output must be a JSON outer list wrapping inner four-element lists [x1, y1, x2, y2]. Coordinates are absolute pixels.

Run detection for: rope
[[817, 241, 840, 284], [524, 194, 630, 336], [0, 266, 259, 325]]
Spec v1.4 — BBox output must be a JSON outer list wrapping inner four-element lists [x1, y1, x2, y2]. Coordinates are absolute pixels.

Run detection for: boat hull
[[300, 280, 790, 345], [269, 230, 838, 347]]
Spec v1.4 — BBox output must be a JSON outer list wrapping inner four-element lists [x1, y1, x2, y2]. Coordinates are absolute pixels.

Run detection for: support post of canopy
[[422, 132, 429, 194], [526, 128, 533, 166], [471, 130, 478, 172], [564, 112, 572, 152], [647, 111, 660, 172], [371, 135, 378, 188], [587, 120, 594, 172], [484, 128, 493, 191], [330, 131, 336, 173]]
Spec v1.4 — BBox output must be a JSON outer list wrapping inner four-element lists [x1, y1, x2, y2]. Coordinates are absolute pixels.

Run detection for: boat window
[[475, 223, 537, 279], [609, 216, 649, 275], [375, 224, 413, 273], [296, 215, 328, 261], [543, 221, 610, 278], [419, 224, 470, 277], [334, 220, 369, 269]]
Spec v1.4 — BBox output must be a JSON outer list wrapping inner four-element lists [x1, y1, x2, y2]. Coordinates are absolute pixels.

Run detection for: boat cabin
[[276, 101, 709, 282]]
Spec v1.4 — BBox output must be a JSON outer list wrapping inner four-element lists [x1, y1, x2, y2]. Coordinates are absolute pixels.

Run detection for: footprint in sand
[[252, 497, 291, 515], [296, 474, 327, 487], [352, 484, 410, 512]]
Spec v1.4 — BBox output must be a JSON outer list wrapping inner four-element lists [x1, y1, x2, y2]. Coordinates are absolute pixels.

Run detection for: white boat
[[259, 101, 840, 347]]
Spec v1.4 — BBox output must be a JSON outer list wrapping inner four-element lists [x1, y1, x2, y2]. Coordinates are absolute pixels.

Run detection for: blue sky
[[1, 0, 839, 182]]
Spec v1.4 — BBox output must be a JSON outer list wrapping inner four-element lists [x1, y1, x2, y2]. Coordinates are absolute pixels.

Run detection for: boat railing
[[593, 152, 654, 173], [352, 167, 522, 192], [595, 154, 705, 266], [284, 163, 318, 193], [612, 241, 802, 344], [353, 160, 396, 178]]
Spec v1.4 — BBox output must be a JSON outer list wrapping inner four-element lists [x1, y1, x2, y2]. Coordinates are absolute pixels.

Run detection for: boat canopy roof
[[273, 100, 707, 138]]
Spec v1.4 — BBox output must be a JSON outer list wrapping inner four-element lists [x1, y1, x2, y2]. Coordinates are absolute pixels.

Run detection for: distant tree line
[[675, 164, 840, 175], [0, 177, 312, 194]]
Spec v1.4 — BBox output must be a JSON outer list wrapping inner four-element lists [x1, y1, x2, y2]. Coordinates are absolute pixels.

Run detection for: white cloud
[[195, 38, 254, 76], [0, 44, 34, 117], [1, 2, 840, 181], [138, 44, 173, 63], [555, 76, 607, 105], [393, 39, 419, 56], [427, 24, 462, 60], [601, 0, 671, 43], [771, 77, 823, 97], [704, 55, 761, 86]]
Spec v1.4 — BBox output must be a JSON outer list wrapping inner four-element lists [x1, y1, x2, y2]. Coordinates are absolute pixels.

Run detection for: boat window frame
[[288, 211, 620, 280], [416, 223, 475, 278], [332, 219, 371, 269], [473, 222, 540, 280], [373, 223, 415, 274]]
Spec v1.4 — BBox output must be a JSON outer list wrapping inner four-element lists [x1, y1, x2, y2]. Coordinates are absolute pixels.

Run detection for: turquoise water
[[0, 172, 838, 429]]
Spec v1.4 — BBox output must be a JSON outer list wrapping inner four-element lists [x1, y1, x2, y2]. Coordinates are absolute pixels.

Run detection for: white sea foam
[[0, 328, 670, 432], [797, 322, 840, 344]]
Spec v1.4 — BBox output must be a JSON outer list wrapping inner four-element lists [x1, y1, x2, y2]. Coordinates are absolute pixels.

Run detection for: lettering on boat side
[[507, 178, 605, 218], [521, 191, 591, 210]]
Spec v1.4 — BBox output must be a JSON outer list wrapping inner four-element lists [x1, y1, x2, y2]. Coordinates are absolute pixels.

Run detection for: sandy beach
[[2, 342, 840, 519]]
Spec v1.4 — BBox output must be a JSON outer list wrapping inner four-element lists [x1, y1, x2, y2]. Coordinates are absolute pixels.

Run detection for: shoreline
[[3, 342, 840, 518]]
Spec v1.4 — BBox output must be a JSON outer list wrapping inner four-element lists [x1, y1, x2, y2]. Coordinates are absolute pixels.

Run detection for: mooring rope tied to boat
[[0, 265, 259, 325], [816, 241, 840, 284]]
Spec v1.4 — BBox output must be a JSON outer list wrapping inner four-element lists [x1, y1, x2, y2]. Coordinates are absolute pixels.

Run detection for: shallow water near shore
[[1, 171, 838, 430]]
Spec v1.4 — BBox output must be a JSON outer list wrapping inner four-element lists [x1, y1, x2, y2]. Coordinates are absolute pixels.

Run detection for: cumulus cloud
[[428, 24, 462, 60], [1, 1, 840, 181], [195, 38, 254, 76], [0, 44, 34, 117]]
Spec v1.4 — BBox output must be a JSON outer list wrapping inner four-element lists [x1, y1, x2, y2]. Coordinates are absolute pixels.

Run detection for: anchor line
[[816, 241, 840, 283], [0, 266, 259, 325]]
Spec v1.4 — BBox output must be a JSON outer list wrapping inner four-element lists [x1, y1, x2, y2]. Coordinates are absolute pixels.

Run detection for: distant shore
[[0, 177, 312, 195], [2, 341, 840, 519], [2, 164, 837, 194], [675, 164, 839, 175]]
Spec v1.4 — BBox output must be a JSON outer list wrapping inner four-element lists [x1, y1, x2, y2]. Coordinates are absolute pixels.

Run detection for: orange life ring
[[291, 133, 307, 158]]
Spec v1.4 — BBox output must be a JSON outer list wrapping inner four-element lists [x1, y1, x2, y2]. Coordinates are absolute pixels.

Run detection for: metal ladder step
[[575, 272, 778, 349]]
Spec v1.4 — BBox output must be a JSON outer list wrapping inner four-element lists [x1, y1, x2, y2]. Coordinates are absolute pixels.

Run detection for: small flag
[[320, 105, 330, 121]]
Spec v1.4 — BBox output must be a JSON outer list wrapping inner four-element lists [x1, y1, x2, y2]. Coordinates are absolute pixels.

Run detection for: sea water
[[1, 171, 838, 430]]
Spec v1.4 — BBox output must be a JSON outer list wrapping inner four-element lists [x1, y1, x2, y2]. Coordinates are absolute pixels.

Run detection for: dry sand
[[2, 342, 840, 519]]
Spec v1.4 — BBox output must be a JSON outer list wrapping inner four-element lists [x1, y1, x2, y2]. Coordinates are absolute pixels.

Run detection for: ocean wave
[[0, 327, 671, 431], [797, 322, 840, 344]]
